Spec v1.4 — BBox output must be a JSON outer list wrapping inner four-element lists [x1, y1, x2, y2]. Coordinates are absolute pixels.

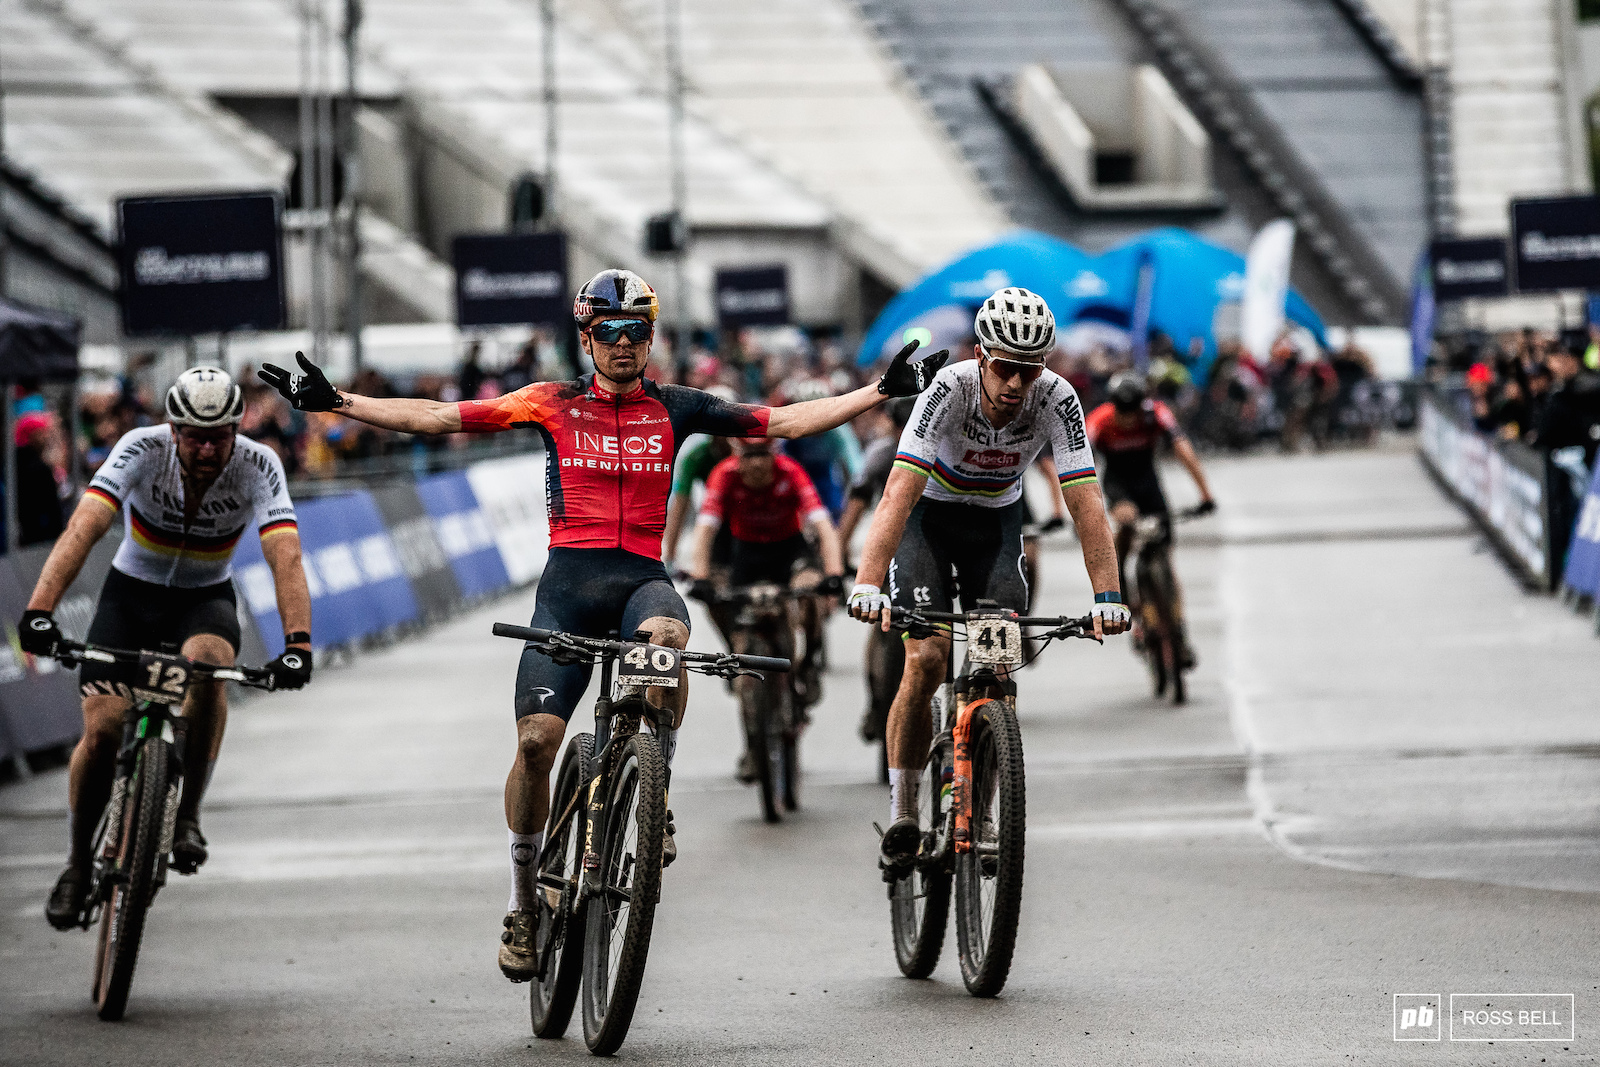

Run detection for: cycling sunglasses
[[587, 318, 654, 345], [981, 347, 1046, 381]]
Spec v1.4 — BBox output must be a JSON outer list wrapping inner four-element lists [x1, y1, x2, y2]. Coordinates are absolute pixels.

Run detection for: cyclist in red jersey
[[1085, 372, 1215, 665], [260, 268, 946, 982]]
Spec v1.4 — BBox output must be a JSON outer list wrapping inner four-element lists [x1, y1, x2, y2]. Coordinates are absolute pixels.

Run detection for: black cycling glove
[[1194, 499, 1217, 516], [877, 340, 950, 397], [687, 578, 717, 604], [266, 647, 314, 691], [259, 352, 345, 412], [18, 610, 61, 656]]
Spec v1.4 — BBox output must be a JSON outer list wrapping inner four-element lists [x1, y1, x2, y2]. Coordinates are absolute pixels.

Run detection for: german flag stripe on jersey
[[84, 486, 120, 511], [259, 518, 298, 540], [1058, 466, 1098, 488], [128, 506, 246, 561]]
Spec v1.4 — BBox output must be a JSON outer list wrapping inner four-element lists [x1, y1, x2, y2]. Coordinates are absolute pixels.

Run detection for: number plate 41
[[967, 617, 1023, 665], [619, 643, 682, 688]]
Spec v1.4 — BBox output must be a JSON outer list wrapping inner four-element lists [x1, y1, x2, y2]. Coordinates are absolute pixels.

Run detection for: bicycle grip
[[737, 654, 792, 672], [492, 622, 551, 642]]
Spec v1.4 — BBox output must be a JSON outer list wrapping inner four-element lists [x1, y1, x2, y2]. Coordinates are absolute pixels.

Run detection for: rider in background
[[19, 368, 314, 929], [659, 385, 739, 571], [688, 437, 845, 759], [1085, 372, 1215, 668], [771, 377, 863, 519]]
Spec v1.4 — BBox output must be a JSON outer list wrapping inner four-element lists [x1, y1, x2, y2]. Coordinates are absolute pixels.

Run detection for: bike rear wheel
[[581, 733, 666, 1056], [740, 641, 786, 823], [531, 732, 593, 1039], [954, 700, 1026, 997], [890, 736, 953, 978], [94, 738, 171, 1021]]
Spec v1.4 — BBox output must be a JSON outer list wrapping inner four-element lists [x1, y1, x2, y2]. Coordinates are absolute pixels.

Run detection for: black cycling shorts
[[1101, 465, 1169, 519], [515, 547, 691, 722], [729, 533, 813, 587], [80, 567, 241, 696], [888, 499, 1028, 617]]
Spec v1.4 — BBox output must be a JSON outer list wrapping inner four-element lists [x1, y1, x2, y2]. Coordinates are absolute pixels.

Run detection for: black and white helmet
[[974, 287, 1056, 357], [166, 366, 243, 427], [573, 269, 660, 326]]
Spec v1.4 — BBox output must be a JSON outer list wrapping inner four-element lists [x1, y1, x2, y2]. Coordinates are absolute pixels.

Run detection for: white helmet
[[166, 366, 243, 427], [974, 287, 1056, 357]]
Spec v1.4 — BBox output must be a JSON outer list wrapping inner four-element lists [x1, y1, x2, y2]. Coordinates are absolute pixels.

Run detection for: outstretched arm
[[1172, 437, 1214, 503], [260, 352, 463, 435], [765, 383, 885, 439]]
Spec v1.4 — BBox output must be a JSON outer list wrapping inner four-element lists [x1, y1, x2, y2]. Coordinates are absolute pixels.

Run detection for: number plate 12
[[618, 643, 682, 688], [967, 617, 1022, 665], [133, 652, 192, 704]]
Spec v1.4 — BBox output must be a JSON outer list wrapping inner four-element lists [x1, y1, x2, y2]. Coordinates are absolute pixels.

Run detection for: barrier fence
[[1, 449, 550, 768]]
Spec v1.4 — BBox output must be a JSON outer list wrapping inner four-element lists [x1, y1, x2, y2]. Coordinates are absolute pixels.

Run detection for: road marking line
[[1027, 817, 1261, 841]]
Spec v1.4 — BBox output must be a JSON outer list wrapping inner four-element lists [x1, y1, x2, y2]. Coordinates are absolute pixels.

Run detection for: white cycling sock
[[508, 830, 543, 912], [887, 768, 919, 823]]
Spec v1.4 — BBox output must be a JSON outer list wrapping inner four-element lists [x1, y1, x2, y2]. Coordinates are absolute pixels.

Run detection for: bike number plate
[[966, 617, 1022, 665], [132, 652, 192, 703], [618, 643, 681, 688]]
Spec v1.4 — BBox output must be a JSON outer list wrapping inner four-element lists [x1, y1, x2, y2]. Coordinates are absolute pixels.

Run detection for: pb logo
[[1398, 1005, 1433, 1030], [1393, 995, 1441, 1041]]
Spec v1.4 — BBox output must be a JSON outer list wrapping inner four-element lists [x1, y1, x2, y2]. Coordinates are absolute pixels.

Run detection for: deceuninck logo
[[1394, 994, 1441, 1041]]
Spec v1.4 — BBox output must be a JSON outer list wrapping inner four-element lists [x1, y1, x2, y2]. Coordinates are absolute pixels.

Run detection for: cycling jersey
[[893, 359, 1097, 507], [781, 425, 862, 518], [86, 425, 297, 588], [457, 375, 770, 558], [698, 454, 827, 544], [1085, 399, 1182, 482], [671, 436, 727, 497]]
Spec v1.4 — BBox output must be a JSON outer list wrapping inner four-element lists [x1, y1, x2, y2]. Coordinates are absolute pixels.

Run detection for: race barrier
[[1560, 462, 1600, 610], [1, 448, 548, 769]]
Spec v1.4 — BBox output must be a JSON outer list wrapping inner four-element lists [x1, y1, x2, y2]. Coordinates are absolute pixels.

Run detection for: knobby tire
[[581, 733, 665, 1056], [94, 738, 171, 1021], [531, 732, 594, 1039], [890, 736, 953, 978], [954, 701, 1026, 997]]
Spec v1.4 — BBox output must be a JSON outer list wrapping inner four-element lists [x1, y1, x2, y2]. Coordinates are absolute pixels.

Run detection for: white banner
[[465, 453, 550, 585], [1242, 219, 1295, 360]]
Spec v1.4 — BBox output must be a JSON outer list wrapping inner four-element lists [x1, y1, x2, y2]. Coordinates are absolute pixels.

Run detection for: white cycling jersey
[[893, 359, 1098, 508], [86, 425, 298, 588]]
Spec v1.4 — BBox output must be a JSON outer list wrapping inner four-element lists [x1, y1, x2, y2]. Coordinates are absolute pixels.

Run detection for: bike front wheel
[[581, 733, 666, 1056], [890, 735, 952, 979], [954, 700, 1026, 997], [94, 738, 172, 1021], [531, 732, 593, 1039]]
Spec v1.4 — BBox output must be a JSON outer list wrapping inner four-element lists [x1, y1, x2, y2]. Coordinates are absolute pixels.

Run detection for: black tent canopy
[[0, 296, 81, 380]]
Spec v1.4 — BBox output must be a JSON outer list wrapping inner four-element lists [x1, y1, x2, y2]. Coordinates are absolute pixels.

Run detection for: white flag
[[1243, 219, 1295, 360]]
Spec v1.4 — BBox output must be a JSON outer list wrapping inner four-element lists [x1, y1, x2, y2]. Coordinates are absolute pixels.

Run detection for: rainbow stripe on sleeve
[[892, 452, 934, 477], [1058, 466, 1098, 489], [84, 486, 120, 511]]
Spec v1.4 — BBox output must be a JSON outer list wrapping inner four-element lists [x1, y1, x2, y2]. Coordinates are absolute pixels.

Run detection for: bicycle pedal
[[872, 821, 885, 839]]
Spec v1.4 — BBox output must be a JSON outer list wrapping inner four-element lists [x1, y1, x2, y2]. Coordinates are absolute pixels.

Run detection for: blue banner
[[233, 490, 419, 655], [414, 471, 512, 599], [1560, 461, 1600, 598]]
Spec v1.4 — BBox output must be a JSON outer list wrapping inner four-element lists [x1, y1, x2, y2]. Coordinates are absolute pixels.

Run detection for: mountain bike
[[491, 622, 788, 1056], [47, 640, 276, 1021], [861, 625, 902, 784], [1128, 504, 1208, 705], [876, 605, 1096, 997]]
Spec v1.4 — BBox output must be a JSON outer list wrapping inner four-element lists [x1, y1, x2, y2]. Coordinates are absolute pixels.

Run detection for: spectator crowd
[[1448, 327, 1600, 470]]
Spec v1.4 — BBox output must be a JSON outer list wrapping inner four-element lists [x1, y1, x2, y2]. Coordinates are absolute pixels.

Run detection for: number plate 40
[[619, 643, 682, 688], [967, 617, 1022, 665]]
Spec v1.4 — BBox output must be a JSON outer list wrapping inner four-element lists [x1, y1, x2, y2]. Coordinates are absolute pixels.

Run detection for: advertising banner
[[453, 232, 569, 328], [464, 453, 549, 585], [117, 192, 286, 335], [233, 491, 419, 655], [413, 471, 511, 599], [371, 481, 462, 623], [1429, 237, 1509, 301], [1243, 220, 1295, 361], [1561, 462, 1600, 597], [1510, 196, 1600, 293], [714, 265, 790, 327]]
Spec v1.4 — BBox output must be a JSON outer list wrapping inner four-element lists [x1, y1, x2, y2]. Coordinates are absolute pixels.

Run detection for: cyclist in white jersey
[[849, 288, 1130, 874], [19, 368, 315, 929]]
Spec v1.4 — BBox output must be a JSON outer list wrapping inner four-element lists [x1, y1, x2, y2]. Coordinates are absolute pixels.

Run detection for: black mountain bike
[[1128, 504, 1208, 705], [492, 622, 787, 1056], [48, 640, 276, 1021], [875, 605, 1097, 997]]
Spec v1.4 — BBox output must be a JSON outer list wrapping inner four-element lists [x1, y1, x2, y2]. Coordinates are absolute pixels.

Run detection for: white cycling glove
[[1091, 599, 1131, 629], [849, 583, 892, 619]]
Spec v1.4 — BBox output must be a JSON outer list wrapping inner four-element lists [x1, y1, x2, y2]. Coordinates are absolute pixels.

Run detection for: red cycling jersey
[[458, 375, 769, 558], [1085, 399, 1182, 453], [698, 454, 827, 543]]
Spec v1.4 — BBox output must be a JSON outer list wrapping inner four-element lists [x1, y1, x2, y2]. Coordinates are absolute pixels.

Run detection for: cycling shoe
[[170, 818, 208, 875], [499, 909, 538, 982], [45, 864, 90, 930], [878, 815, 920, 882]]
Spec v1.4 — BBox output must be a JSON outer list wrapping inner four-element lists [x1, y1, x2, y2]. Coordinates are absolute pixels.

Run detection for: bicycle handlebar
[[491, 622, 791, 674], [886, 607, 1097, 639], [49, 640, 277, 690]]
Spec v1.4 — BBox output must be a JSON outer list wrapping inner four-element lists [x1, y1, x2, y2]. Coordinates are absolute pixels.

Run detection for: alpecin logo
[[962, 448, 1021, 470]]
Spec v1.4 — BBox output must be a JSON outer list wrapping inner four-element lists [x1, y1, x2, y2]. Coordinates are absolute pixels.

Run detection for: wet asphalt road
[[3, 445, 1599, 1065]]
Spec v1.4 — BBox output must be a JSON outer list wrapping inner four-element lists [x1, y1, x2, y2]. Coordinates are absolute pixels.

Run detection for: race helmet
[[1106, 371, 1148, 413], [974, 287, 1056, 357], [573, 269, 659, 326], [166, 366, 243, 427]]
